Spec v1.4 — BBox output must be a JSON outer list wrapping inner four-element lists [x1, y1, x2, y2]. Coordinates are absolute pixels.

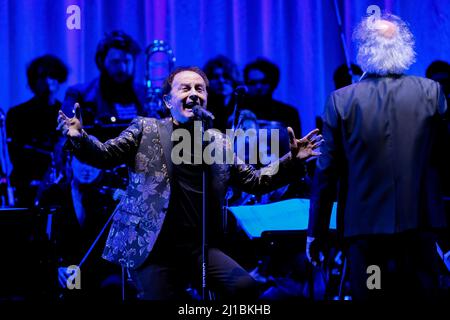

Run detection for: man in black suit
[[307, 14, 448, 300]]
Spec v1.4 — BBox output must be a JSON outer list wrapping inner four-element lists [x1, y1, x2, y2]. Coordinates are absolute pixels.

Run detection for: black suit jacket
[[309, 74, 448, 238]]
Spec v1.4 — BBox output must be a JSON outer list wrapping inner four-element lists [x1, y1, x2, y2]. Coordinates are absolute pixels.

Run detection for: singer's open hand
[[57, 103, 83, 139], [288, 127, 323, 162]]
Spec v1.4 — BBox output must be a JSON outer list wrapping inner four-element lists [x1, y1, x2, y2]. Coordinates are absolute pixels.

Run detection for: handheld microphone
[[234, 85, 248, 96], [193, 106, 215, 121]]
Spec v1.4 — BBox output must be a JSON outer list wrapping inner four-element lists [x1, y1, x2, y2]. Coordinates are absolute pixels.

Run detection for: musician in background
[[315, 63, 363, 134], [231, 109, 294, 204], [6, 54, 68, 207], [243, 58, 301, 136], [426, 60, 450, 106], [426, 61, 450, 196], [333, 63, 363, 90], [51, 154, 124, 300], [62, 30, 146, 133], [203, 55, 241, 132], [58, 31, 145, 297]]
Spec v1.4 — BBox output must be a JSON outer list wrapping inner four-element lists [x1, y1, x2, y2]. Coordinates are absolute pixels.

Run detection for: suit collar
[[360, 72, 404, 81]]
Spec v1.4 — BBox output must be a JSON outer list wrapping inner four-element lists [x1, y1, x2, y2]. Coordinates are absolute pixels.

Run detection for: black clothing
[[155, 121, 204, 248], [207, 93, 236, 132], [243, 96, 302, 136], [6, 97, 61, 207], [308, 74, 449, 301], [345, 231, 442, 301], [309, 75, 448, 238], [130, 246, 259, 300], [61, 77, 147, 140]]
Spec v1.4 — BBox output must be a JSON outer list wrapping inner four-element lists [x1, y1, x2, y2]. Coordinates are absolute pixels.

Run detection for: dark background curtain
[[0, 0, 449, 137]]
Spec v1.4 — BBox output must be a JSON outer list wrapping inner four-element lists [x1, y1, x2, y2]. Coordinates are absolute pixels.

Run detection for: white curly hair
[[353, 14, 416, 75]]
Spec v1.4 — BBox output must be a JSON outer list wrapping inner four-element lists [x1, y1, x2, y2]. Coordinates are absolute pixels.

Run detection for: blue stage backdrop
[[0, 0, 449, 136]]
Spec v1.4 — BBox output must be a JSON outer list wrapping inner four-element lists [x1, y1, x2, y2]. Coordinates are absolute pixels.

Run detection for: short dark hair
[[333, 63, 363, 89], [95, 30, 141, 70], [203, 55, 240, 87], [162, 66, 210, 95], [244, 58, 280, 91], [426, 60, 450, 79], [26, 54, 68, 94]]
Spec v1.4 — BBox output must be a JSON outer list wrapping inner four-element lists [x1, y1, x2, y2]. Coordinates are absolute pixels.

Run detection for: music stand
[[227, 198, 337, 239], [228, 199, 339, 300]]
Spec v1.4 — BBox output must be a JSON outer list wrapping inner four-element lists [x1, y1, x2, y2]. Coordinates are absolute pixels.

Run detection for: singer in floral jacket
[[58, 66, 323, 300]]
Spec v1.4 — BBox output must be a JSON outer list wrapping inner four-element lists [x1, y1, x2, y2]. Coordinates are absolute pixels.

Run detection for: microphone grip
[[193, 106, 215, 120]]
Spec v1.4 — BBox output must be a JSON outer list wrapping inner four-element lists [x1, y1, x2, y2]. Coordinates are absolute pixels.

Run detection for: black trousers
[[129, 245, 259, 300], [345, 231, 442, 301]]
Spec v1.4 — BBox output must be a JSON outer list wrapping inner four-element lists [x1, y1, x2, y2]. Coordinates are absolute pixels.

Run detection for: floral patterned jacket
[[72, 117, 305, 269]]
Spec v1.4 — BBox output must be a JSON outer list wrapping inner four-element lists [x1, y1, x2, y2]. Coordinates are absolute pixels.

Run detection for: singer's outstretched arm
[[57, 104, 142, 168], [228, 127, 323, 195]]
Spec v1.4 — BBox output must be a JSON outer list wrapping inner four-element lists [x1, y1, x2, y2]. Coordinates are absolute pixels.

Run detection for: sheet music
[[228, 198, 337, 239]]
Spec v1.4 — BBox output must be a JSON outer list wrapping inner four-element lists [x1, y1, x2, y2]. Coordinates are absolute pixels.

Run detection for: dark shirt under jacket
[[153, 121, 226, 259], [154, 122, 204, 254]]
